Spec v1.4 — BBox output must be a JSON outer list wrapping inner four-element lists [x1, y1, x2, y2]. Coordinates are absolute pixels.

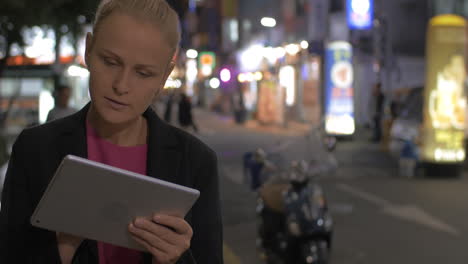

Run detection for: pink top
[[86, 122, 148, 264]]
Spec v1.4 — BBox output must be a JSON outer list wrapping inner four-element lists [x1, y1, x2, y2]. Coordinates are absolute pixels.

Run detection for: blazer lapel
[[144, 108, 182, 185], [57, 104, 89, 160]]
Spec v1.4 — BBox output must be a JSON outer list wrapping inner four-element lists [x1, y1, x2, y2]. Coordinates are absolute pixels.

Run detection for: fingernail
[[153, 215, 161, 223], [134, 218, 143, 227]]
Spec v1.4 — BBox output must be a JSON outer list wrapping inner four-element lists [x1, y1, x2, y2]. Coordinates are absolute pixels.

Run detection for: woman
[[0, 0, 223, 263]]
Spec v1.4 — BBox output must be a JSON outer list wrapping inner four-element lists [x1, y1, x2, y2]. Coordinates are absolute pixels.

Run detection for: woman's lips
[[105, 97, 129, 110]]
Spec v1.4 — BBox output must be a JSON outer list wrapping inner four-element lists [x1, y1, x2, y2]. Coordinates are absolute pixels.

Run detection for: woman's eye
[[103, 58, 118, 66], [137, 71, 153, 78]]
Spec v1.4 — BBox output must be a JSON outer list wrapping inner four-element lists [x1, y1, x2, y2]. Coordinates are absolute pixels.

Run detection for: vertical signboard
[[257, 80, 284, 125], [422, 15, 467, 163], [324, 41, 355, 135], [347, 0, 373, 30]]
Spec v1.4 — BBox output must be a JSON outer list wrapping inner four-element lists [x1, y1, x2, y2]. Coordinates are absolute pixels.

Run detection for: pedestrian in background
[[46, 84, 77, 121], [372, 82, 385, 142], [163, 90, 176, 123], [0, 0, 223, 263], [178, 93, 198, 133]]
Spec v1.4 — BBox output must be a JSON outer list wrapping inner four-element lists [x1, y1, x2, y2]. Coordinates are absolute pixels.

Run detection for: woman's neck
[[86, 105, 148, 146]]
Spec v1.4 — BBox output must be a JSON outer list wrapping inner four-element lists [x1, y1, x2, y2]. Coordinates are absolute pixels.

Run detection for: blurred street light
[[274, 47, 286, 59], [300, 40, 309, 50], [240, 44, 264, 71], [262, 47, 277, 64], [254, 71, 263, 81], [201, 65, 212, 76], [238, 73, 246, 83], [186, 49, 198, 59], [261, 17, 276, 28], [246, 72, 254, 82], [209, 78, 220, 89], [220, 68, 232, 82], [285, 44, 300, 56], [67, 65, 89, 78]]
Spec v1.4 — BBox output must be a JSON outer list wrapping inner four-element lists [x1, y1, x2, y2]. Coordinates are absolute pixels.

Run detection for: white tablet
[[30, 155, 200, 251]]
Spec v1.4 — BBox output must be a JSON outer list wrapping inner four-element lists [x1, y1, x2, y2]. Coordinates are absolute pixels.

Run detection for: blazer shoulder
[[166, 125, 217, 160], [16, 114, 80, 146], [20, 117, 69, 139]]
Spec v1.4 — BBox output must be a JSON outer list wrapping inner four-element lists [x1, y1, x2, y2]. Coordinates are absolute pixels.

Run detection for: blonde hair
[[93, 0, 181, 55]]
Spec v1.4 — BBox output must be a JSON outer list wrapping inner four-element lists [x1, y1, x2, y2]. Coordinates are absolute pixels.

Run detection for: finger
[[153, 215, 193, 236], [133, 218, 184, 246], [129, 222, 178, 251], [130, 233, 171, 262]]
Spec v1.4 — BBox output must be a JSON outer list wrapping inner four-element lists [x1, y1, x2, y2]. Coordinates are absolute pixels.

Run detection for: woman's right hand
[[56, 232, 84, 264]]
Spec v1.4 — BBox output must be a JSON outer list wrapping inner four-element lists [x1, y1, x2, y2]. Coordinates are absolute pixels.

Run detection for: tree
[[0, 0, 33, 132], [24, 0, 98, 88], [0, 0, 29, 78], [0, 0, 97, 132]]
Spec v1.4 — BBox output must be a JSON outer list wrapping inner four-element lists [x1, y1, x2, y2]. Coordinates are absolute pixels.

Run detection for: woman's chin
[[92, 105, 134, 125]]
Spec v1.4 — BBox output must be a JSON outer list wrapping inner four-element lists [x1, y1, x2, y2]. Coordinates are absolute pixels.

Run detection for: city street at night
[[2, 0, 468, 263], [190, 108, 468, 264]]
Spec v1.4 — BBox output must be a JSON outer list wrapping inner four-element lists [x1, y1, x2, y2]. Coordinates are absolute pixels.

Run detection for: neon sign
[[347, 0, 373, 30]]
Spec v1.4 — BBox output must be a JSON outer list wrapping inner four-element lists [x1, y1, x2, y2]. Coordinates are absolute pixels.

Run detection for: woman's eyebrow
[[101, 49, 160, 70], [100, 49, 120, 58]]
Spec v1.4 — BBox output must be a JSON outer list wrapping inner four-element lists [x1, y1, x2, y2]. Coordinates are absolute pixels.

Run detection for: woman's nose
[[112, 69, 131, 95]]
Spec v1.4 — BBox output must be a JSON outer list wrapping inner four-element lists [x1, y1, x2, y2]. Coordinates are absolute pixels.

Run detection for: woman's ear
[[84, 32, 94, 67]]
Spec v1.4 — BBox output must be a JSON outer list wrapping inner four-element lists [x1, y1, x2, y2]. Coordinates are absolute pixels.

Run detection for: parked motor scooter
[[254, 130, 337, 264]]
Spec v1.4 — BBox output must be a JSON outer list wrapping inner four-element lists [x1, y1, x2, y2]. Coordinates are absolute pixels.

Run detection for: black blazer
[[0, 104, 223, 264]]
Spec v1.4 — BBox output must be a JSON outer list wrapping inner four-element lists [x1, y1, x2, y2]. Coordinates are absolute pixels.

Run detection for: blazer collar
[[144, 106, 182, 184], [57, 103, 182, 184]]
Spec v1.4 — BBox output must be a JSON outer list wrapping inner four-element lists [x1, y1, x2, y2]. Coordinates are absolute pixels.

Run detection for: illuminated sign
[[324, 41, 355, 135], [199, 52, 216, 69], [198, 51, 216, 77], [279, 66, 296, 107], [422, 15, 467, 163], [347, 0, 373, 30]]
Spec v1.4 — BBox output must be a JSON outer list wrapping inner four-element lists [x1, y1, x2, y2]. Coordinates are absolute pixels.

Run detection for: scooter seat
[[259, 183, 291, 213]]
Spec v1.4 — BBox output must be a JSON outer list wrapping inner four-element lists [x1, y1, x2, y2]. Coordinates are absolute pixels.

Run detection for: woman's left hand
[[128, 214, 193, 264]]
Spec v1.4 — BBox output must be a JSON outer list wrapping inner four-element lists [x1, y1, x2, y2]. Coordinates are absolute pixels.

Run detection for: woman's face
[[85, 11, 174, 124]]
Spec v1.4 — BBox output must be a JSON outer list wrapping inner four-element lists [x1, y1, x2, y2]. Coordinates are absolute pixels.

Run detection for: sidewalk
[[192, 108, 313, 137], [153, 102, 313, 137]]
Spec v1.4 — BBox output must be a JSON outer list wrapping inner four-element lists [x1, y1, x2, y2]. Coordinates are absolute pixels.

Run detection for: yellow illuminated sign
[[422, 15, 467, 163], [430, 14, 466, 27]]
